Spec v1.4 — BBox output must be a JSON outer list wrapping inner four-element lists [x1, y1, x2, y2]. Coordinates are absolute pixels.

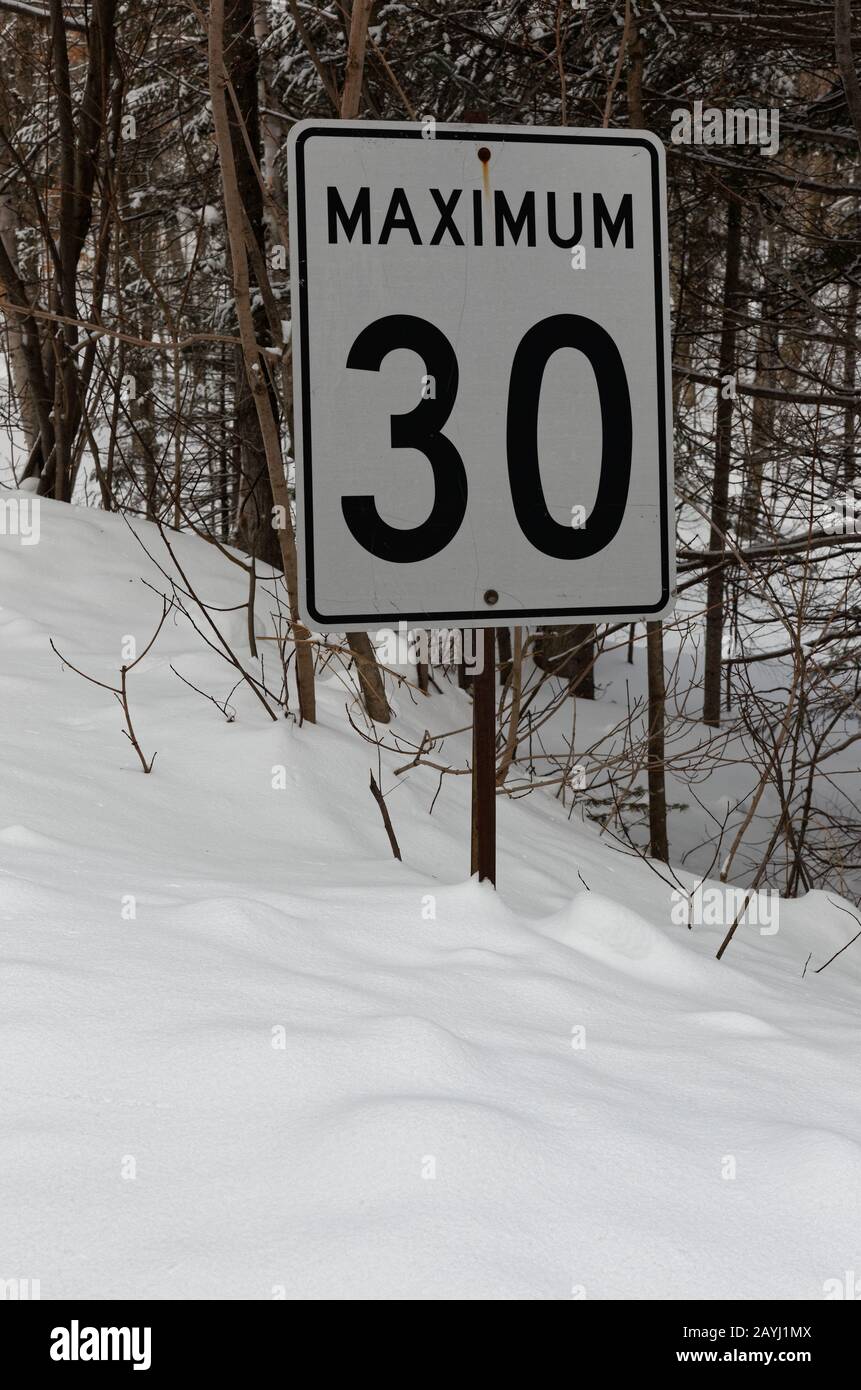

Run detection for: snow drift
[[1, 496, 859, 1299]]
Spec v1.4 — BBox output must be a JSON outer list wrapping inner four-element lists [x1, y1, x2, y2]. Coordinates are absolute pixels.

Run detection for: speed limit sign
[[287, 120, 674, 631]]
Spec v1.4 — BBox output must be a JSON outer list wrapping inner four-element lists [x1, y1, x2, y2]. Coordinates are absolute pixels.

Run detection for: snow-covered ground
[[1, 495, 860, 1299]]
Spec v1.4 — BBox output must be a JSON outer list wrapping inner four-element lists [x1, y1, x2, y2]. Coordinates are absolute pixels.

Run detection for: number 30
[[341, 313, 632, 563]]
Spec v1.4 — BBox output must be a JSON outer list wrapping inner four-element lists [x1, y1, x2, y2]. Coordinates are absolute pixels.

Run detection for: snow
[[1, 495, 860, 1299]]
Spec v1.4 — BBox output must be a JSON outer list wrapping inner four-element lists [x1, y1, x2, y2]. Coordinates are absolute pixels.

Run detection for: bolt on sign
[[287, 121, 674, 631]]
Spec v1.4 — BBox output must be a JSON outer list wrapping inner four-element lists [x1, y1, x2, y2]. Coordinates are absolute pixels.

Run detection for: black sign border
[[292, 124, 671, 628]]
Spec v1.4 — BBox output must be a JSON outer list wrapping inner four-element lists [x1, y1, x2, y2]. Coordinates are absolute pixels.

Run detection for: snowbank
[[1, 497, 859, 1299]]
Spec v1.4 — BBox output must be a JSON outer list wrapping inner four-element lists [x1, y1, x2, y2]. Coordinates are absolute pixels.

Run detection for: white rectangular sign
[[287, 120, 674, 630]]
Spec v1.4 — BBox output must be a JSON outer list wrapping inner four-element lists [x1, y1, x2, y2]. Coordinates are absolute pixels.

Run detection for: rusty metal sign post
[[470, 629, 496, 885]]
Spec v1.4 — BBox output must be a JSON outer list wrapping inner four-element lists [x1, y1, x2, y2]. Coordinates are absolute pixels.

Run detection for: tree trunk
[[42, 0, 118, 501], [627, 17, 667, 862], [835, 0, 861, 152], [738, 231, 780, 539], [233, 344, 283, 568], [702, 197, 743, 727], [225, 0, 282, 569], [0, 194, 38, 459], [340, 1, 374, 119], [131, 220, 157, 518], [335, 0, 391, 725], [347, 630, 390, 723], [496, 626, 513, 686], [844, 260, 858, 490], [209, 0, 316, 723], [496, 626, 523, 786], [535, 624, 595, 697], [646, 620, 669, 860]]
